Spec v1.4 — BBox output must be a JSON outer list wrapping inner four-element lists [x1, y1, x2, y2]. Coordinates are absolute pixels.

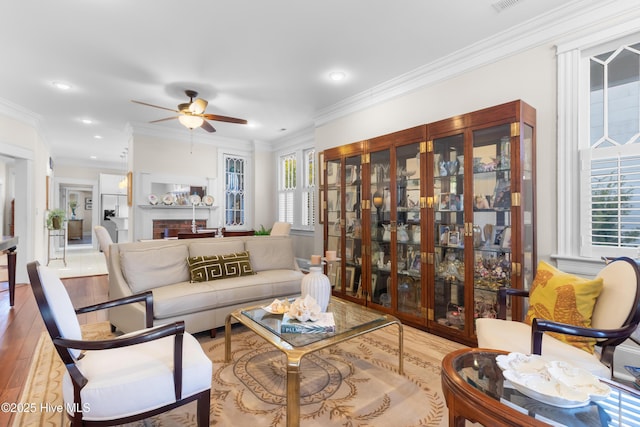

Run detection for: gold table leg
[[398, 322, 404, 374], [224, 314, 233, 362], [286, 355, 302, 427]]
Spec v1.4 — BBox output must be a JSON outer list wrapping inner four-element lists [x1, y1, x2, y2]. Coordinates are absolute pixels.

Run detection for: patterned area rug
[[14, 321, 466, 426]]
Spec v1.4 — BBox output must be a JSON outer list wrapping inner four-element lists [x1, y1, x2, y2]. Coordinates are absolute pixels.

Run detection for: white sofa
[[108, 235, 304, 334]]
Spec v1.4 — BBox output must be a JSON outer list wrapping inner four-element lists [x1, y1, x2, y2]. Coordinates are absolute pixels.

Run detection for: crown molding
[[0, 97, 42, 129], [314, 0, 634, 127]]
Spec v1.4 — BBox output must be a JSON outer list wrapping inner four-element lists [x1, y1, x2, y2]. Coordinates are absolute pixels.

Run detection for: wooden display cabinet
[[322, 100, 536, 345]]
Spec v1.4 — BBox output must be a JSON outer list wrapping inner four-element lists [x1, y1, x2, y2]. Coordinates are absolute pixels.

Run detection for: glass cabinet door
[[396, 142, 423, 316], [344, 154, 363, 300], [326, 159, 341, 289], [433, 134, 465, 330], [471, 124, 512, 326], [369, 148, 391, 307]]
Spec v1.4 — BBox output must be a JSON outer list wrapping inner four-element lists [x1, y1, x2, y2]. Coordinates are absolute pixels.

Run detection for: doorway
[[56, 179, 99, 251]]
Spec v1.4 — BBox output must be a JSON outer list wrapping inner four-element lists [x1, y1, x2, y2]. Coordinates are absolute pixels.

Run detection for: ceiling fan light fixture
[[329, 71, 346, 81], [178, 114, 204, 129], [189, 98, 208, 114]]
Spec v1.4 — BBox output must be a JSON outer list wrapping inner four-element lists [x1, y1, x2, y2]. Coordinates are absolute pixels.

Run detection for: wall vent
[[492, 0, 524, 12]]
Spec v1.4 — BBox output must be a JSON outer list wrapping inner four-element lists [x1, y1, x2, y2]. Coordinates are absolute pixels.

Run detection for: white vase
[[301, 266, 331, 312]]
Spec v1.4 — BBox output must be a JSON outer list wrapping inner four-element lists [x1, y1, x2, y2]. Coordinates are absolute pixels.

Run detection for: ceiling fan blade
[[202, 114, 248, 125], [131, 100, 179, 113], [149, 116, 179, 123], [201, 120, 216, 133]]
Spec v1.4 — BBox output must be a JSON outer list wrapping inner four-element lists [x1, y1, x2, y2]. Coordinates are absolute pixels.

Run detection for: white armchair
[[93, 225, 113, 263], [27, 261, 212, 426], [477, 257, 640, 378]]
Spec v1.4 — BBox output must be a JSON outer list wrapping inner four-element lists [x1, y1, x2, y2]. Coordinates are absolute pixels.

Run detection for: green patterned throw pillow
[[187, 251, 255, 282]]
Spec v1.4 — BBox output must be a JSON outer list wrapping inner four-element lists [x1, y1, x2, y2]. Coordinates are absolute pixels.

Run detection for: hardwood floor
[[0, 275, 108, 426]]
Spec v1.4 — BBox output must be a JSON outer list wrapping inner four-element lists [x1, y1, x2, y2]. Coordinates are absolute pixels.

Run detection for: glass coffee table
[[225, 297, 403, 427], [441, 348, 640, 426]]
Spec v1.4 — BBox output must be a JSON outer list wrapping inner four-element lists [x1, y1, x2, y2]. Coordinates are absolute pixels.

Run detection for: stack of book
[[280, 312, 336, 333]]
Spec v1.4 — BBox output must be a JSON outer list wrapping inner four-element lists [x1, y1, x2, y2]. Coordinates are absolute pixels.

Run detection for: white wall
[[0, 112, 47, 283], [315, 44, 558, 264]]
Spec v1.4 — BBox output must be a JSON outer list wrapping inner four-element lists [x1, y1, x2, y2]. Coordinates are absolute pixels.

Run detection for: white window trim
[[555, 18, 640, 276]]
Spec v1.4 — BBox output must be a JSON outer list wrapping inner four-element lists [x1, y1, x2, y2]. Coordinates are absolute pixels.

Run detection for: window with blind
[[580, 40, 640, 257], [278, 153, 295, 224], [277, 149, 316, 230], [302, 148, 316, 227]]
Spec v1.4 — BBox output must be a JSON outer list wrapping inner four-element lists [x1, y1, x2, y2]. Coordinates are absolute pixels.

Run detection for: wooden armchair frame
[[495, 256, 640, 372], [27, 261, 211, 426]]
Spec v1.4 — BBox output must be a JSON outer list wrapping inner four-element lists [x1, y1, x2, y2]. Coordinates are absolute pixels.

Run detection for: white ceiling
[[0, 0, 587, 168]]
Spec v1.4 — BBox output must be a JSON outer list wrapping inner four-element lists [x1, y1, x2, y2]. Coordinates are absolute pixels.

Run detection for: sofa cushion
[[188, 239, 245, 257], [524, 261, 604, 354], [476, 318, 610, 378], [187, 251, 255, 282], [245, 237, 295, 272], [120, 245, 190, 293], [152, 269, 304, 319]]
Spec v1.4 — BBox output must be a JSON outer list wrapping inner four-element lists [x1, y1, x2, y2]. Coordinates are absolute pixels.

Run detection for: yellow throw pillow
[[524, 261, 604, 354], [187, 251, 255, 283]]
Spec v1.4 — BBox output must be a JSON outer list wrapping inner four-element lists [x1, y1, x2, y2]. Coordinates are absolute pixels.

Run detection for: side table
[[47, 228, 66, 266], [441, 348, 640, 427]]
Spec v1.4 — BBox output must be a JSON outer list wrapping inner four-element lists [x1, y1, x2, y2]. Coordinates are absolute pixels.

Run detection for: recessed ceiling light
[[94, 135, 103, 139], [51, 81, 72, 90], [90, 155, 97, 160], [81, 118, 93, 124], [329, 71, 346, 81]]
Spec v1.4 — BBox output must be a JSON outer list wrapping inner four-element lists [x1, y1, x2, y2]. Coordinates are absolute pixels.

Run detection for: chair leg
[[197, 389, 211, 427], [210, 328, 217, 338]]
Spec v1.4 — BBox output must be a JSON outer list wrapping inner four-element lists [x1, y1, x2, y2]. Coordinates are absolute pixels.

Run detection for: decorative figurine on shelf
[[397, 224, 409, 242], [382, 224, 391, 242], [437, 249, 464, 281]]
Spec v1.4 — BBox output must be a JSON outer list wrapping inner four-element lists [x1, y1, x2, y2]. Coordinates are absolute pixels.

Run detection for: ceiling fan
[[131, 89, 247, 133]]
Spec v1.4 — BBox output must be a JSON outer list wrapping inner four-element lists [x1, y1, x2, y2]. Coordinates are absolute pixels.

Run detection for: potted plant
[[69, 200, 78, 219], [254, 224, 271, 236], [47, 209, 66, 230]]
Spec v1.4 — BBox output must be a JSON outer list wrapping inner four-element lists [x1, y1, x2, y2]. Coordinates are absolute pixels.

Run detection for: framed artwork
[[448, 231, 460, 247], [501, 226, 512, 249], [345, 267, 356, 292], [410, 253, 421, 271], [345, 238, 354, 262], [439, 225, 451, 245], [127, 171, 133, 207], [45, 176, 50, 209], [85, 197, 93, 210], [439, 193, 451, 211], [406, 189, 420, 209], [493, 177, 511, 209]]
